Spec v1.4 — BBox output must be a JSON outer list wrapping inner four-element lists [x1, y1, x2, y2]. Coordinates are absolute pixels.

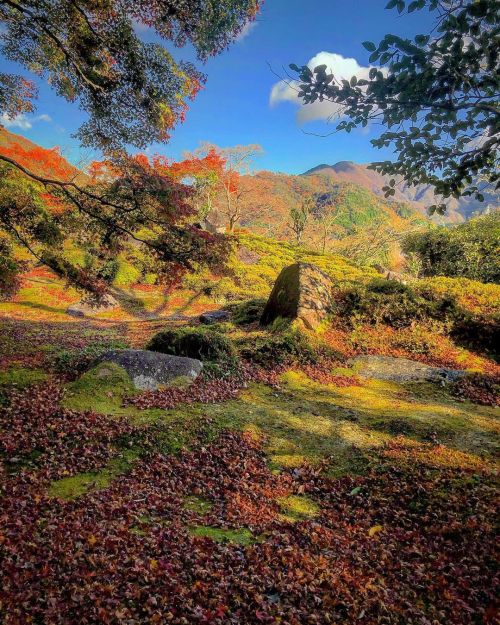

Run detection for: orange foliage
[[0, 142, 76, 181], [165, 148, 226, 181]]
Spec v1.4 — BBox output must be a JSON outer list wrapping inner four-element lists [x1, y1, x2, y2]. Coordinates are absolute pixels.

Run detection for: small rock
[[199, 310, 231, 324], [67, 295, 119, 318]]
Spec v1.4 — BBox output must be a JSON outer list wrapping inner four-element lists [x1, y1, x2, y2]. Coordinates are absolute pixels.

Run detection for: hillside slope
[[214, 170, 427, 236], [303, 161, 499, 223], [0, 126, 85, 183]]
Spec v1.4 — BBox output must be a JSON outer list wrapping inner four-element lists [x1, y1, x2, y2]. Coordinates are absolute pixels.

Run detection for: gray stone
[[98, 349, 203, 391], [199, 310, 231, 324], [350, 355, 466, 384], [67, 294, 119, 318], [260, 262, 334, 330]]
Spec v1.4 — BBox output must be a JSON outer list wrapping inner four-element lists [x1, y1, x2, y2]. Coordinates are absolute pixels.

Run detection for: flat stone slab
[[67, 295, 119, 318], [99, 349, 203, 391], [199, 310, 231, 324], [350, 355, 466, 384]]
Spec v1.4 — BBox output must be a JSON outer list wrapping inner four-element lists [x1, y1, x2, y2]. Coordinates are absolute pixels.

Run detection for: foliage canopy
[[290, 0, 500, 213]]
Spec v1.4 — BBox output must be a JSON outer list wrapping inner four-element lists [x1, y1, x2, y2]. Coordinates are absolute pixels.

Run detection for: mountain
[[208, 169, 428, 235], [302, 162, 498, 223]]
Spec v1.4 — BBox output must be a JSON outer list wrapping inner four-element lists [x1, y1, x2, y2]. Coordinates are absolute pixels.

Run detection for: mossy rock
[[260, 263, 334, 330], [97, 349, 203, 390]]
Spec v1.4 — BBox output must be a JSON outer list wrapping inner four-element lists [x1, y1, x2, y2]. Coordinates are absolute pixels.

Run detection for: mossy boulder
[[98, 349, 202, 391], [260, 262, 334, 330]]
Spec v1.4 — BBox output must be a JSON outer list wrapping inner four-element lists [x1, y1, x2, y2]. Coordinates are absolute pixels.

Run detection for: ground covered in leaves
[[0, 270, 499, 625], [1, 368, 499, 624]]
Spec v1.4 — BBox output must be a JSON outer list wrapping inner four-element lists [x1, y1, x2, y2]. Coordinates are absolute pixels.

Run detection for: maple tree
[[0, 0, 260, 152], [187, 143, 264, 232], [0, 1, 260, 295], [163, 149, 227, 222], [0, 142, 229, 297]]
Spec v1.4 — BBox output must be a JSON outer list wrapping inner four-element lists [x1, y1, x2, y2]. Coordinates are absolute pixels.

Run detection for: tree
[[0, 0, 260, 295], [0, 142, 230, 298], [165, 149, 227, 222], [313, 187, 346, 253], [0, 0, 260, 152], [288, 197, 313, 245], [187, 143, 264, 232], [290, 0, 499, 214]]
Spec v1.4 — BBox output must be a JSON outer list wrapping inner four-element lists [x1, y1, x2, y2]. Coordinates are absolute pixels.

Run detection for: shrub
[[241, 330, 317, 369], [402, 213, 500, 284], [451, 373, 499, 407], [147, 326, 236, 362], [336, 278, 459, 329]]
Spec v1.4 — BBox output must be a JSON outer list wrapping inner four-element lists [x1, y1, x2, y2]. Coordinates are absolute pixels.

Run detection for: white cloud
[[236, 20, 257, 42], [270, 51, 374, 124], [1, 112, 52, 130]]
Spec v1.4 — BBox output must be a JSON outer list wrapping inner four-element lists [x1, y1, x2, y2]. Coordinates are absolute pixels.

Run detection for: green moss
[[62, 362, 164, 420], [189, 526, 256, 545], [0, 367, 49, 388], [113, 259, 141, 287], [48, 449, 139, 499], [277, 494, 320, 522]]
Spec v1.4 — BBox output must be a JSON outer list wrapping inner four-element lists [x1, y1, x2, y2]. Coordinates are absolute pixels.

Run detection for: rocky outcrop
[[199, 310, 231, 324], [98, 349, 202, 391], [66, 295, 119, 318], [260, 262, 333, 330], [350, 355, 466, 384]]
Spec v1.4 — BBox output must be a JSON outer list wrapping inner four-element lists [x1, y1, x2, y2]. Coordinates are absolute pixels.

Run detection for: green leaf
[[385, 0, 398, 8], [362, 41, 377, 52], [349, 486, 363, 496], [415, 34, 429, 46], [369, 51, 379, 63]]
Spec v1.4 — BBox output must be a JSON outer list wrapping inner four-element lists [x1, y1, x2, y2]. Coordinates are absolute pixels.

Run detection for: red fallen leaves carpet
[[0, 384, 498, 624]]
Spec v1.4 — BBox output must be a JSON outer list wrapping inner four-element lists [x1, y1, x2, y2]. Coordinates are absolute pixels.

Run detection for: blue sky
[[0, 0, 433, 174]]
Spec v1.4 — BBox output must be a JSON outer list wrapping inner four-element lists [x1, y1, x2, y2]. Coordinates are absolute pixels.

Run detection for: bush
[[147, 326, 236, 362], [336, 278, 461, 329], [451, 373, 499, 407], [241, 330, 317, 369], [402, 213, 500, 284]]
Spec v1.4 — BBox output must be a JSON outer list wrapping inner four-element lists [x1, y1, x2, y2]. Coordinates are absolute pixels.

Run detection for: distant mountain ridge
[[302, 161, 498, 223]]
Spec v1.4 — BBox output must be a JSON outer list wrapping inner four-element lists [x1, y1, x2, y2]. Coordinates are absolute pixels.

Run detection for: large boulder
[[260, 262, 334, 330], [350, 355, 466, 384], [98, 349, 203, 391], [67, 294, 119, 318]]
